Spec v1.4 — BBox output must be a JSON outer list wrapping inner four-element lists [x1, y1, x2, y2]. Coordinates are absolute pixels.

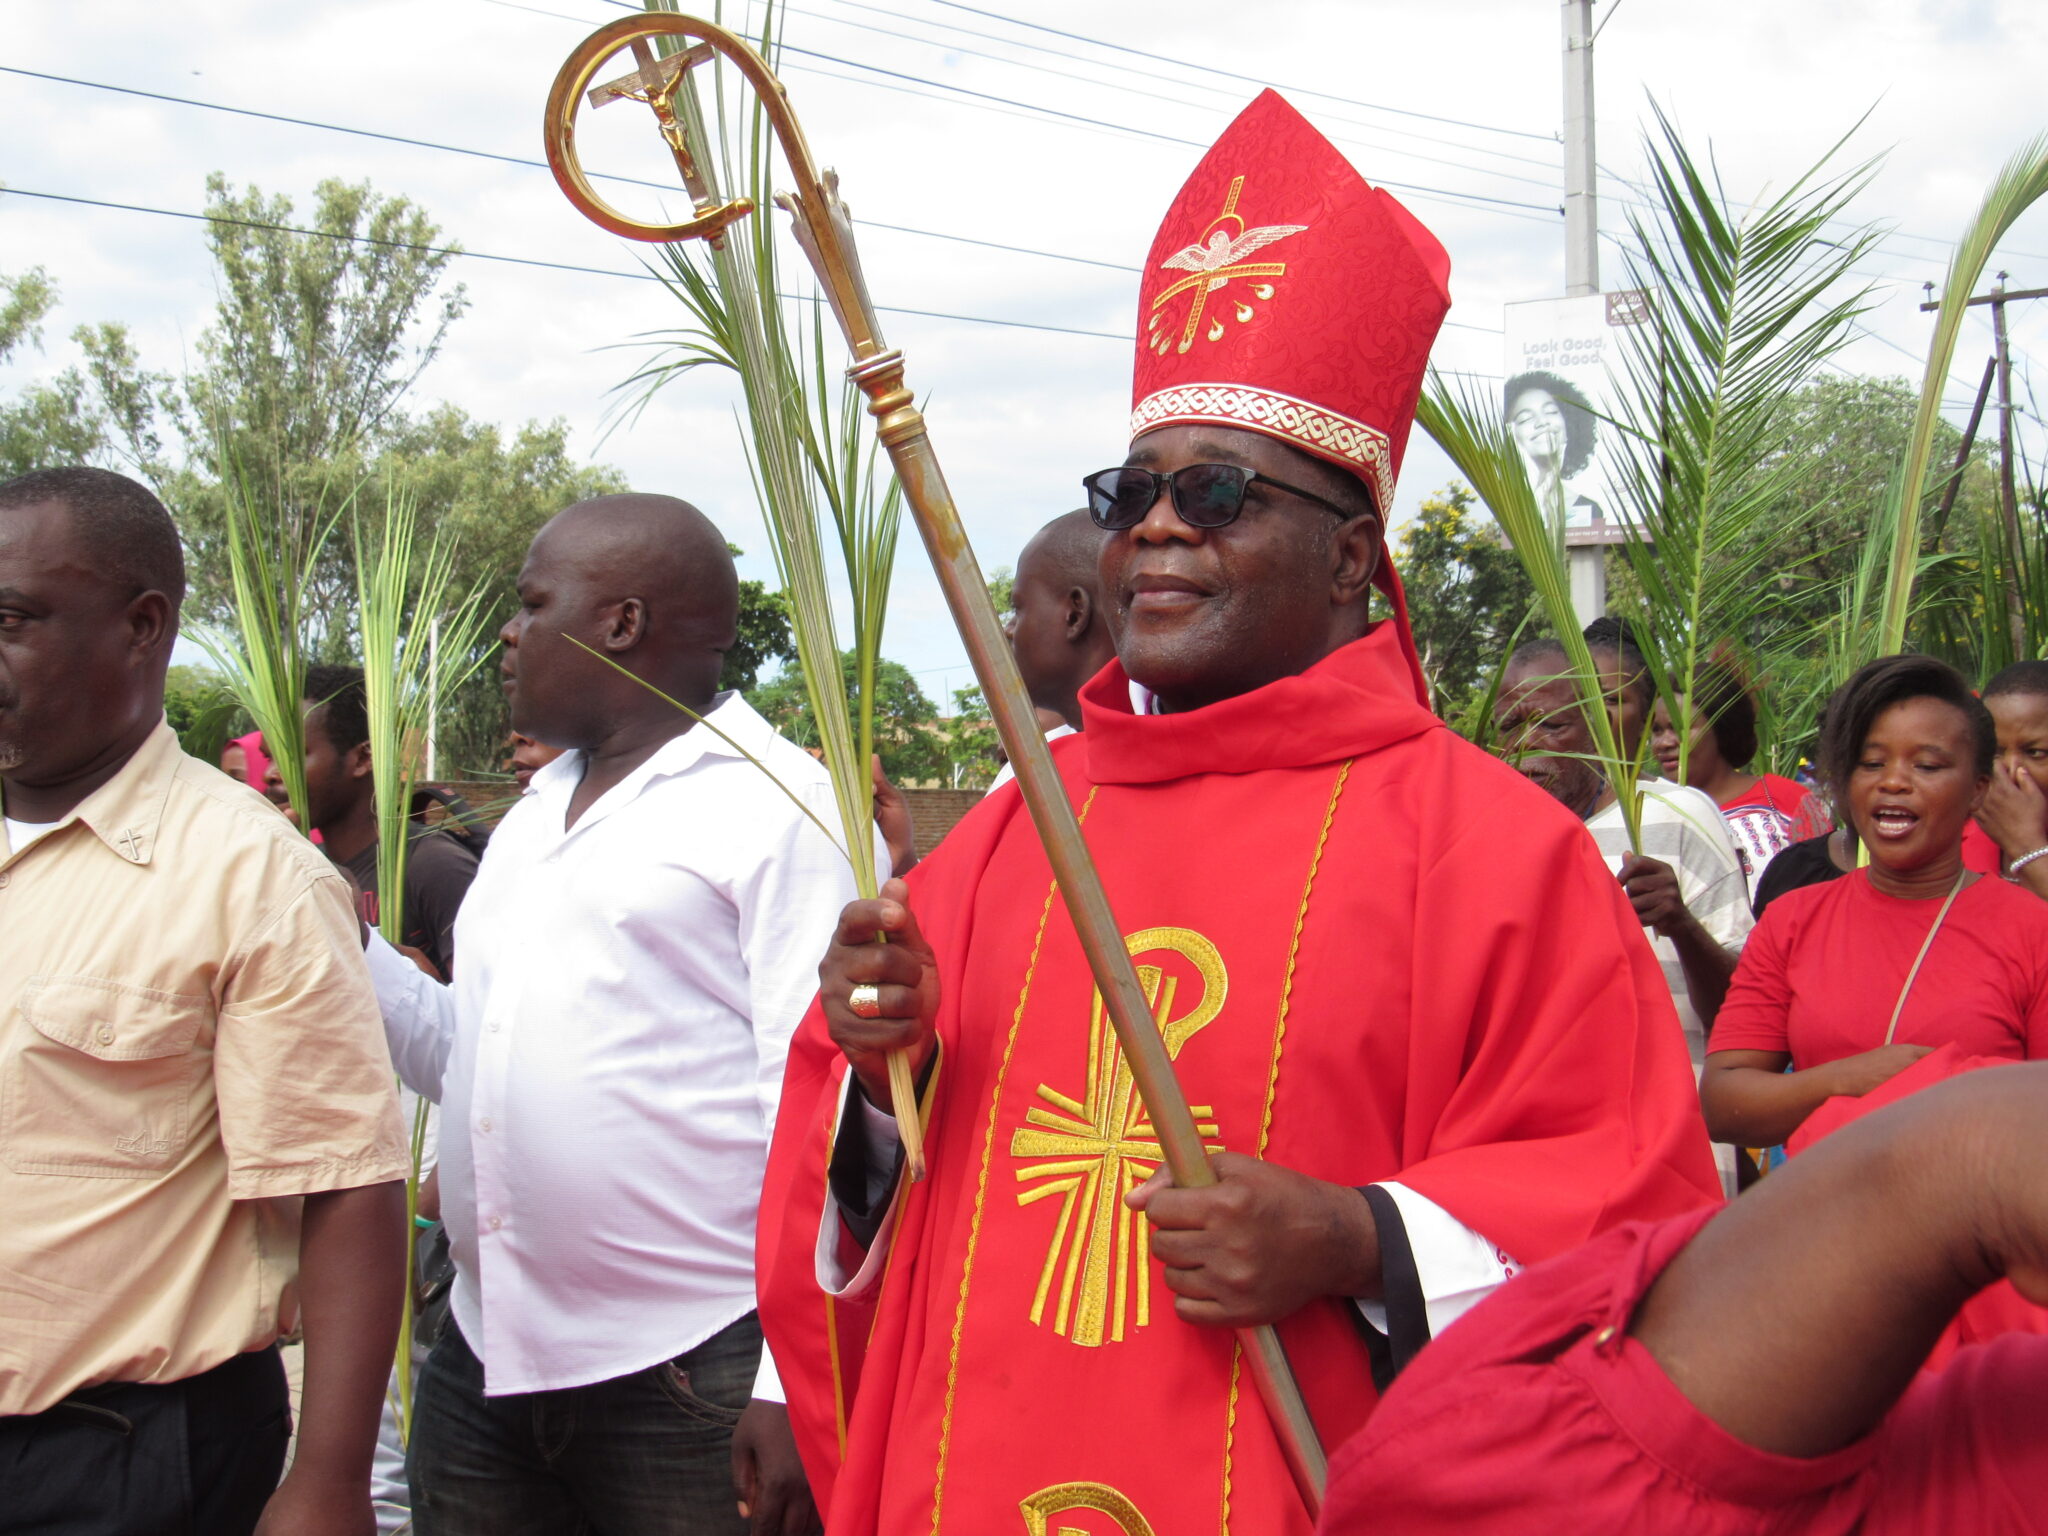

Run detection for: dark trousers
[[0, 1347, 290, 1536], [409, 1314, 759, 1536]]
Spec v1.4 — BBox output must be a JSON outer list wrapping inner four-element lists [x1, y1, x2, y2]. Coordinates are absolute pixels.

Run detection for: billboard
[[1502, 290, 1653, 548]]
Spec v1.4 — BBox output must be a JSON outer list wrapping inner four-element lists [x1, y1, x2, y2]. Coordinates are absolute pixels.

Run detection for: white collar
[[528, 691, 777, 829]]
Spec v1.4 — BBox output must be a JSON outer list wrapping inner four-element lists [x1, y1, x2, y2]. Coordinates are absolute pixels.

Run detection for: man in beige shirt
[[0, 466, 410, 1536]]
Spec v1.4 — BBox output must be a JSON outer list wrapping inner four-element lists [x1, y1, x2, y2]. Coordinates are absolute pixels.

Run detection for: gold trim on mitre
[[1130, 383, 1395, 519]]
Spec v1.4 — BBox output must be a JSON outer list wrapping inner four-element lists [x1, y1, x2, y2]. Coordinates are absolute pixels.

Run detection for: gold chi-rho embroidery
[[1010, 928, 1227, 1347]]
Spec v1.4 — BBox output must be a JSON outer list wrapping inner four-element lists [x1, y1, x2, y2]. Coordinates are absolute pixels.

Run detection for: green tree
[[0, 267, 111, 476], [1396, 484, 1538, 724], [937, 685, 1001, 790], [747, 652, 947, 784]]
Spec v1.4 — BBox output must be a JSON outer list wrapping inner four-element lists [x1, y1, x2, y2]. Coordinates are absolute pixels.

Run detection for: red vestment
[[758, 623, 1720, 1536]]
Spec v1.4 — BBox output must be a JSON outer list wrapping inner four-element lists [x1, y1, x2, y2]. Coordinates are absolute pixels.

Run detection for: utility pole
[[1992, 273, 2025, 659], [1921, 274, 2046, 659], [1562, 0, 1599, 299], [1562, 0, 1605, 619]]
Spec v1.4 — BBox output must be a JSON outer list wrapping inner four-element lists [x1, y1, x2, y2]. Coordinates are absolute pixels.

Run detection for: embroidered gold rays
[[1009, 928, 1227, 1347], [1148, 175, 1307, 356]]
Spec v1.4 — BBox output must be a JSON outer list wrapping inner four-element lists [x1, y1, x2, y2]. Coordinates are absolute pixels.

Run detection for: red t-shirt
[[1718, 773, 1831, 886], [1320, 1209, 2048, 1536], [1964, 819, 2006, 875], [1709, 872, 2048, 1066]]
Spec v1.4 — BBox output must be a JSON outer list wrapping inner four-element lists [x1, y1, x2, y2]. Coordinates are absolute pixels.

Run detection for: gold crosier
[[541, 16, 1326, 1515], [1012, 930, 1226, 1348], [1019, 1481, 1160, 1536]]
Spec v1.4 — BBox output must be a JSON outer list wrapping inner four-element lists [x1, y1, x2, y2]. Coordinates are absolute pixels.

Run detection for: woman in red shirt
[[1702, 654, 2048, 1149], [1651, 658, 1831, 887]]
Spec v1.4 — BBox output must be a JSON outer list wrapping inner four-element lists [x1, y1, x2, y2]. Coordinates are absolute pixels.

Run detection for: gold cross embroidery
[[1009, 928, 1227, 1348]]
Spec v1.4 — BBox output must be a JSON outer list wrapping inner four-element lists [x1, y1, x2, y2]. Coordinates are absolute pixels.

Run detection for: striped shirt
[[1586, 780, 1754, 1072]]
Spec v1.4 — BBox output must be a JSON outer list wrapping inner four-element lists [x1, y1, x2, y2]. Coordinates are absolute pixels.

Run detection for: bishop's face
[[1100, 425, 1380, 714]]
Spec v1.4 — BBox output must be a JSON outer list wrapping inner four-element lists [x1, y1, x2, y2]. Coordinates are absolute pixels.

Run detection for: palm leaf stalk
[[1602, 108, 1881, 788], [352, 483, 494, 1442], [194, 444, 346, 829], [1877, 135, 2048, 653], [619, 1, 920, 1168], [1417, 380, 1644, 848]]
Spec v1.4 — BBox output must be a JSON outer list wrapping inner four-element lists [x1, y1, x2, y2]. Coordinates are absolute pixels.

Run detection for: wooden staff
[[542, 15, 1328, 1513]]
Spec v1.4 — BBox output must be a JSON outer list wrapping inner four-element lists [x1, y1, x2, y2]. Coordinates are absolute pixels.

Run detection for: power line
[[0, 63, 1148, 276], [0, 185, 1137, 340], [914, 0, 1558, 144], [4, 181, 1504, 339], [753, 0, 1567, 196], [571, 4, 1562, 214], [803, 0, 1570, 179]]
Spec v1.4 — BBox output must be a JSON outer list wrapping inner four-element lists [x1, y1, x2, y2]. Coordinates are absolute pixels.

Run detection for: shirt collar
[[531, 691, 781, 827], [4, 719, 183, 867]]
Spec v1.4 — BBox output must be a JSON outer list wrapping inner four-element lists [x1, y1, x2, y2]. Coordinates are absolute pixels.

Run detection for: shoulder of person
[[406, 824, 483, 873], [168, 749, 335, 887], [1965, 872, 2048, 931]]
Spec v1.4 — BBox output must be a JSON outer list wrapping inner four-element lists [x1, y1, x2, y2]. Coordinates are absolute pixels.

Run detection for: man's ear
[[1330, 514, 1383, 606], [1065, 586, 1093, 643], [126, 590, 175, 664], [603, 597, 648, 653], [347, 741, 375, 783]]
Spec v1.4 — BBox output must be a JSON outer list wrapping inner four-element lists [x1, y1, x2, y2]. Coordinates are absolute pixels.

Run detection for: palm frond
[[1603, 104, 1882, 781], [1877, 134, 2048, 652], [614, 0, 899, 903], [193, 441, 351, 827], [351, 480, 493, 1445], [1417, 379, 1643, 846]]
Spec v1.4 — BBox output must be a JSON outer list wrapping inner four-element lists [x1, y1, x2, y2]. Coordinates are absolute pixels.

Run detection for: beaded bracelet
[[2007, 845, 2048, 877]]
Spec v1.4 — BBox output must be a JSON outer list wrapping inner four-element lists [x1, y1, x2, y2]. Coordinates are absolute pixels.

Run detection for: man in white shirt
[[371, 494, 849, 1535]]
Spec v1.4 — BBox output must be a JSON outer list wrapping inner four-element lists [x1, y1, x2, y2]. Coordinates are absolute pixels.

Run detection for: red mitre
[[1130, 89, 1452, 523]]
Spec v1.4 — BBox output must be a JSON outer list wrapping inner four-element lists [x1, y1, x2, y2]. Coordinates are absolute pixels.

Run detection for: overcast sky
[[5, 0, 2045, 701]]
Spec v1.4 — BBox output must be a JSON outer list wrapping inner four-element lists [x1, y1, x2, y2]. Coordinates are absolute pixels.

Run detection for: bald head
[[501, 493, 740, 749], [1009, 508, 1116, 731], [541, 493, 738, 648], [1017, 509, 1103, 598]]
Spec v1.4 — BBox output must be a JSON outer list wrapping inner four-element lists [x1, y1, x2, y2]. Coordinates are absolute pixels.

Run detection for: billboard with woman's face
[[1503, 291, 1653, 546]]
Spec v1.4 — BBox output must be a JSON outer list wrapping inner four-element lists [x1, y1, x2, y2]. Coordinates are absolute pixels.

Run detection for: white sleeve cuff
[[751, 1339, 785, 1404], [1355, 1181, 1519, 1338], [813, 1075, 905, 1300]]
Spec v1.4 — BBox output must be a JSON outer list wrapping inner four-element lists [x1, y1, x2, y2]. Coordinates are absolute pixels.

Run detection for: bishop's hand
[[820, 878, 940, 1109], [1126, 1152, 1381, 1328]]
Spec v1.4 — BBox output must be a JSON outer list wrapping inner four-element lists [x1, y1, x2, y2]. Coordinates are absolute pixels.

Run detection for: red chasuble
[[758, 622, 1720, 1536]]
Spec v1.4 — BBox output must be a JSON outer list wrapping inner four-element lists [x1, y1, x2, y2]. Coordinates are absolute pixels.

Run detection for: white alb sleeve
[[1355, 1181, 1520, 1338], [813, 1075, 906, 1299]]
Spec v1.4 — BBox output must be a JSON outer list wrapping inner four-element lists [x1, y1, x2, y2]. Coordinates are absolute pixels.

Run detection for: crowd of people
[[5, 88, 2048, 1536]]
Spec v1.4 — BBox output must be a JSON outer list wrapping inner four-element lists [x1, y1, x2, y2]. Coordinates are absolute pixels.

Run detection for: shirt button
[[0, 872, 10, 888], [96, 1027, 115, 1045], [489, 1215, 503, 1230], [488, 1022, 501, 1034], [479, 1117, 493, 1133]]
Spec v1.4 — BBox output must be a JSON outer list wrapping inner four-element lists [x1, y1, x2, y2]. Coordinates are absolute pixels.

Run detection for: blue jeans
[[408, 1314, 758, 1536]]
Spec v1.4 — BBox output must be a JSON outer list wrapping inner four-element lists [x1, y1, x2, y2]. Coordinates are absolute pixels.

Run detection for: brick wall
[[902, 787, 986, 858]]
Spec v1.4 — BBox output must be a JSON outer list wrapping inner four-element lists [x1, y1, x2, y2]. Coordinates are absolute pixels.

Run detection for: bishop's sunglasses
[[1081, 463, 1360, 531]]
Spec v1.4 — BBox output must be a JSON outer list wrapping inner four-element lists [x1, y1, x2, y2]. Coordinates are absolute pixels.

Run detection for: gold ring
[[848, 983, 883, 1019]]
